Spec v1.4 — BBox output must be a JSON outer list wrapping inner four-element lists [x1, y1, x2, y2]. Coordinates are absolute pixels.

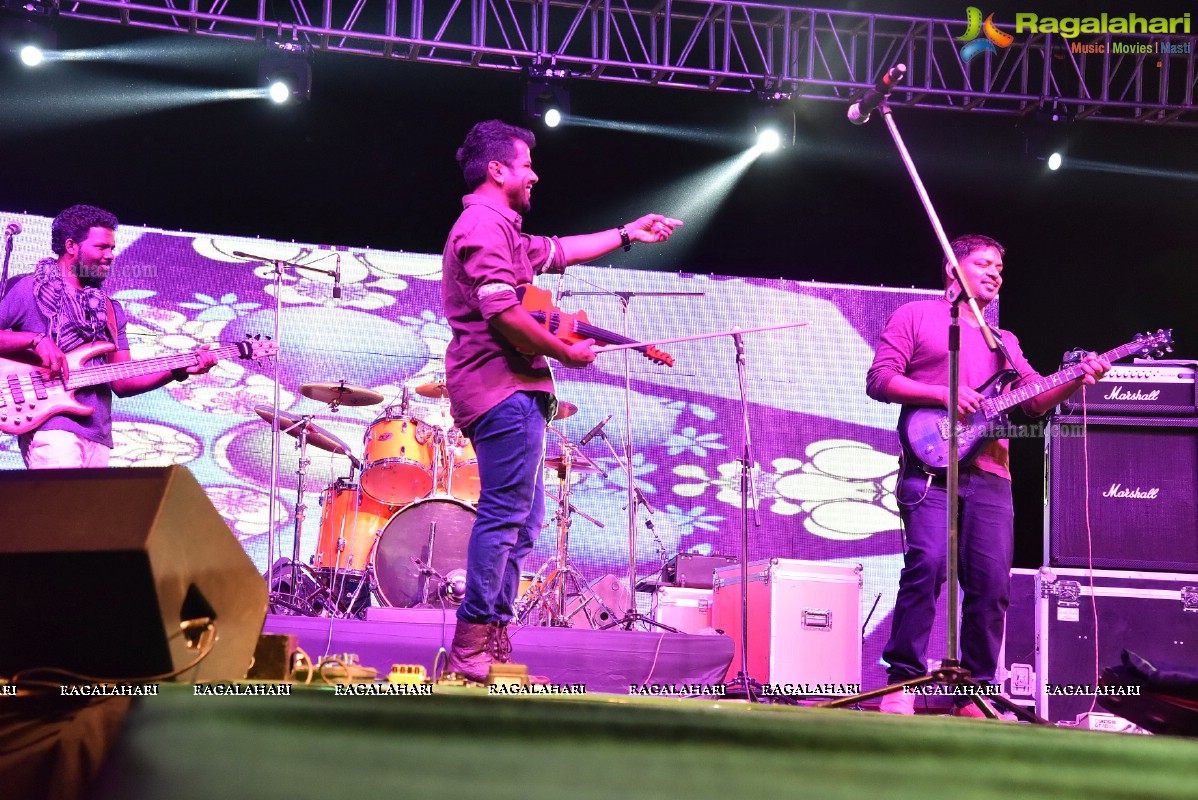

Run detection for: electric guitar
[[516, 283, 674, 366], [0, 336, 278, 435], [898, 329, 1173, 475]]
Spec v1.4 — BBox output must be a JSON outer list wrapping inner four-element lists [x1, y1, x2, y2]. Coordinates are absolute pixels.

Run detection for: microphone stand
[[233, 250, 312, 611], [816, 85, 1045, 723], [724, 331, 764, 700]]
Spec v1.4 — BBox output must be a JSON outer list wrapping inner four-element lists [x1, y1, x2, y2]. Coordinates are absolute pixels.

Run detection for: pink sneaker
[[879, 691, 915, 715]]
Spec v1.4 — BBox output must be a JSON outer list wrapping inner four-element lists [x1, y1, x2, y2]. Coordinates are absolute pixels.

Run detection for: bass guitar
[[0, 336, 278, 435], [517, 283, 673, 367], [899, 329, 1173, 475]]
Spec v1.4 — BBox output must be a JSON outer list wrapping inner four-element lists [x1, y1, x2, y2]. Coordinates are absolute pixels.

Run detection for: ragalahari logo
[[958, 7, 1014, 62]]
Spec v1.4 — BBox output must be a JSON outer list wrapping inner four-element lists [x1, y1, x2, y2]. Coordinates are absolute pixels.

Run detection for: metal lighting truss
[[57, 0, 1198, 126]]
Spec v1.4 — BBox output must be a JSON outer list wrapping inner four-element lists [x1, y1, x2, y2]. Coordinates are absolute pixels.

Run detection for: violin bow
[[590, 320, 810, 354]]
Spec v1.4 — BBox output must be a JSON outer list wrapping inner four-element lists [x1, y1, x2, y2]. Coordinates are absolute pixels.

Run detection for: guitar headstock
[[1132, 329, 1174, 360], [641, 345, 674, 368], [237, 335, 280, 361]]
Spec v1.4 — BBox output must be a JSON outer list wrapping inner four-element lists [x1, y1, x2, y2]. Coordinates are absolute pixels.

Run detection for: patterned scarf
[[32, 257, 111, 354]]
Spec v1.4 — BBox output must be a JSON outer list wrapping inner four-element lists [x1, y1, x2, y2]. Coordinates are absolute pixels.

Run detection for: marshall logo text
[[1102, 385, 1162, 402], [1102, 483, 1160, 500]]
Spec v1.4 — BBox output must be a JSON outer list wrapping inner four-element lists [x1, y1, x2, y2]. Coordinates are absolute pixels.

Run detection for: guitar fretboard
[[986, 339, 1154, 415], [65, 343, 244, 390]]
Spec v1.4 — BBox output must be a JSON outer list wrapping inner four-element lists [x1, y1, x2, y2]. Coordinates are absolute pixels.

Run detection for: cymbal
[[414, 380, 449, 399], [544, 455, 599, 472], [300, 382, 384, 407], [554, 401, 578, 421], [254, 405, 360, 465]]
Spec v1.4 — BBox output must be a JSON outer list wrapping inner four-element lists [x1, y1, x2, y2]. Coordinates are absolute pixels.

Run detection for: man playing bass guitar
[[0, 204, 217, 468], [866, 234, 1110, 716]]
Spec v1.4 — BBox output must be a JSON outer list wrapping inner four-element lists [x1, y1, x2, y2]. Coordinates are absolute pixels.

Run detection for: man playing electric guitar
[[0, 204, 217, 468], [865, 234, 1110, 716]]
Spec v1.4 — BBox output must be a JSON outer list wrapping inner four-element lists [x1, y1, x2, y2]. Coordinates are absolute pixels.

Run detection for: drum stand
[[517, 443, 614, 628], [268, 414, 321, 615]]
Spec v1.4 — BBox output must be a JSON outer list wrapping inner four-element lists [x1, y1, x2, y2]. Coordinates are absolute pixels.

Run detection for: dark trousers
[[457, 391, 548, 625], [882, 465, 1014, 691]]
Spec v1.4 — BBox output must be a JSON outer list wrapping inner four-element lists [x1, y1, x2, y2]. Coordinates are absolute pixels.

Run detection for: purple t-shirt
[[442, 194, 567, 431], [0, 274, 130, 448], [866, 297, 1040, 479]]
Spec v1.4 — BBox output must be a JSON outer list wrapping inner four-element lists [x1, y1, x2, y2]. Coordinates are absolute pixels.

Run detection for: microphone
[[732, 332, 744, 358], [635, 487, 656, 516], [4, 222, 21, 238], [443, 569, 467, 603], [847, 63, 907, 125], [332, 252, 342, 299], [579, 413, 613, 446], [231, 251, 257, 260]]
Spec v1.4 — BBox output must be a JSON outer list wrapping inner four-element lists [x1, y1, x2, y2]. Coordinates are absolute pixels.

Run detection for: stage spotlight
[[1, 0, 57, 65], [258, 38, 311, 103], [757, 128, 781, 152], [524, 64, 570, 128], [749, 87, 795, 153], [1024, 102, 1071, 171], [19, 43, 41, 65]]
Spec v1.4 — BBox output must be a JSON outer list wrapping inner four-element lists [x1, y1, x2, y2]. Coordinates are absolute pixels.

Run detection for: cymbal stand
[[270, 413, 319, 613], [590, 421, 678, 634], [517, 443, 609, 627]]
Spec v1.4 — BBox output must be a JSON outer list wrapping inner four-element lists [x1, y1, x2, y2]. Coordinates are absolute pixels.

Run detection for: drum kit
[[262, 379, 595, 621]]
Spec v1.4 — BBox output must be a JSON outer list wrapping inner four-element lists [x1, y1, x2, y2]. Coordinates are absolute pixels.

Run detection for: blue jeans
[[458, 391, 548, 624], [883, 465, 1014, 690]]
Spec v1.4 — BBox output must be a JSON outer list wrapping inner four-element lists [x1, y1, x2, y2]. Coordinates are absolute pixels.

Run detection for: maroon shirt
[[866, 297, 1040, 479], [442, 194, 567, 431]]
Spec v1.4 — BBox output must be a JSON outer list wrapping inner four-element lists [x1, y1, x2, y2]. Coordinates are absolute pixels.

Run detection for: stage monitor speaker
[[564, 574, 629, 629], [1046, 415, 1198, 572], [0, 466, 268, 682]]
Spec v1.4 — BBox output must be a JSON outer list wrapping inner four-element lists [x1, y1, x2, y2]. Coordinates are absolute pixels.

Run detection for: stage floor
[[263, 611, 736, 693]]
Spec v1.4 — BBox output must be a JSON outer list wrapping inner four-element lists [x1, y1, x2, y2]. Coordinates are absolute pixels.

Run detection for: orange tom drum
[[312, 484, 395, 572], [361, 415, 435, 504]]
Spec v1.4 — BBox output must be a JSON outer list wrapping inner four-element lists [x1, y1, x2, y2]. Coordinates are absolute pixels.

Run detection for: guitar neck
[[65, 343, 241, 390], [989, 340, 1141, 414]]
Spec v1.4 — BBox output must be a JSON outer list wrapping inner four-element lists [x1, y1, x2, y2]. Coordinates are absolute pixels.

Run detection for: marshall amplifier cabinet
[[1060, 361, 1196, 416], [1046, 415, 1198, 572]]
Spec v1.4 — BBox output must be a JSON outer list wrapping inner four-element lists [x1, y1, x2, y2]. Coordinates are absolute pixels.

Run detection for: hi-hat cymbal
[[301, 382, 384, 407], [554, 401, 578, 420], [414, 380, 449, 399], [254, 405, 360, 466], [544, 455, 599, 472]]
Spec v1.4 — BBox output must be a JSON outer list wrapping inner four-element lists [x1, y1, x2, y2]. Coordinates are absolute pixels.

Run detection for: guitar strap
[[989, 328, 1016, 368], [104, 297, 120, 363]]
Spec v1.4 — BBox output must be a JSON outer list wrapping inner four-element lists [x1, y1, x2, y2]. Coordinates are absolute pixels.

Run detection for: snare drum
[[444, 427, 480, 504], [361, 415, 435, 504], [373, 497, 476, 608], [312, 484, 395, 572]]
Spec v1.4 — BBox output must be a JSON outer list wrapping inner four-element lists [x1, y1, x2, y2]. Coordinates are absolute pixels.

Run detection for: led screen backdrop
[[1, 211, 990, 689]]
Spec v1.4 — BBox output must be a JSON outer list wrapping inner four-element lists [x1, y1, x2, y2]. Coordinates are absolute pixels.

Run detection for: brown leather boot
[[490, 623, 512, 664], [445, 620, 493, 683]]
